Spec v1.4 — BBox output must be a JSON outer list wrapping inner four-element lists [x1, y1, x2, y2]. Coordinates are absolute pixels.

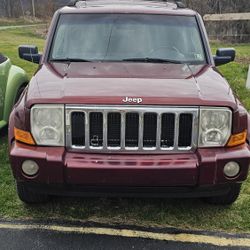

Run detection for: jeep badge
[[122, 97, 143, 104]]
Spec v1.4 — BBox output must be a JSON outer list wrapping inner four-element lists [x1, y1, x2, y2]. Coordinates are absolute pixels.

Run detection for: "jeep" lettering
[[122, 97, 143, 104]]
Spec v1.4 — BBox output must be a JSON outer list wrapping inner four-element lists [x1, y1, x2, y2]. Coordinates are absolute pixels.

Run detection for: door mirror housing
[[213, 48, 236, 66], [18, 45, 42, 64], [0, 53, 7, 64]]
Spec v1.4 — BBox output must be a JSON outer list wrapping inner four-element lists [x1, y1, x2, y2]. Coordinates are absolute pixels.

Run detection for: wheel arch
[[3, 65, 29, 123], [247, 113, 250, 145]]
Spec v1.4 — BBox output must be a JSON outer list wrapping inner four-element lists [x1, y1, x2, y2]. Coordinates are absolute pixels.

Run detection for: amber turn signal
[[14, 127, 35, 145], [227, 130, 247, 147]]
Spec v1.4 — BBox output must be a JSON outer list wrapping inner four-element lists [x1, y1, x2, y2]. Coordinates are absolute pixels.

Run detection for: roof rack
[[160, 0, 186, 8], [67, 0, 186, 9], [67, 0, 85, 7], [171, 1, 186, 8]]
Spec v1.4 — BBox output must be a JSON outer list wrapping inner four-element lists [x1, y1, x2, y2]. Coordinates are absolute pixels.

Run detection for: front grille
[[66, 106, 198, 153]]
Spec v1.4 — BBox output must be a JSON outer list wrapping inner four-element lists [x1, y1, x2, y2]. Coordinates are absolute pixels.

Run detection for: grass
[[1, 27, 250, 233], [211, 42, 250, 110], [0, 28, 45, 77], [0, 17, 45, 27]]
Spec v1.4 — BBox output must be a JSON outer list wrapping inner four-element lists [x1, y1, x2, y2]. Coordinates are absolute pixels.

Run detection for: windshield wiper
[[122, 57, 183, 64], [50, 57, 183, 64], [50, 58, 92, 62]]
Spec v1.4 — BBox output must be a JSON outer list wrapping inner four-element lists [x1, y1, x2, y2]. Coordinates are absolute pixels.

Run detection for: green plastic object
[[0, 55, 28, 129]]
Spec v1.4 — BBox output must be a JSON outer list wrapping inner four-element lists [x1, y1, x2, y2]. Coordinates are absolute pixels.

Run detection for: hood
[[26, 62, 236, 109]]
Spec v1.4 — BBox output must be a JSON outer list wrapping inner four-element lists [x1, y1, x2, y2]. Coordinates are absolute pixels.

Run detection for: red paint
[[9, 142, 250, 186], [26, 63, 236, 109]]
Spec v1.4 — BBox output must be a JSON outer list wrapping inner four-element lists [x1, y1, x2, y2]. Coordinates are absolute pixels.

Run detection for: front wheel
[[204, 184, 241, 205], [16, 182, 49, 204]]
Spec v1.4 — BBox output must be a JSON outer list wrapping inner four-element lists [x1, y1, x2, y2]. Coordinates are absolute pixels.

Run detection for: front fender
[[3, 65, 28, 124], [0, 58, 11, 128]]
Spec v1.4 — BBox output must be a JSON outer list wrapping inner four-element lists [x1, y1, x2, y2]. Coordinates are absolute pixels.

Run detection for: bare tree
[[31, 0, 36, 17], [184, 0, 250, 15], [19, 0, 25, 17], [0, 0, 249, 19], [0, 0, 24, 18]]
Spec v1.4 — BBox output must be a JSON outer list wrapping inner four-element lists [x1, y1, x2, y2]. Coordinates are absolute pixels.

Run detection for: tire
[[205, 184, 241, 205], [16, 182, 49, 204]]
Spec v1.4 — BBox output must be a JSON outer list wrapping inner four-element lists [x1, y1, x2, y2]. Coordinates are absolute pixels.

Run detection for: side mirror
[[213, 48, 236, 66], [0, 53, 7, 64], [18, 45, 41, 64]]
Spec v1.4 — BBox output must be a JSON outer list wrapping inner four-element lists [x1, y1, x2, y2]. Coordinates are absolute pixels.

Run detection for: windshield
[[50, 14, 206, 64]]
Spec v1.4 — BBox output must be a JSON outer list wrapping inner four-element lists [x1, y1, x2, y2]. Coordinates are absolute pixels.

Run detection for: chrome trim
[[174, 113, 180, 150], [103, 111, 108, 149], [156, 113, 161, 150], [121, 112, 126, 150], [85, 111, 90, 149], [65, 105, 199, 154], [138, 112, 144, 150]]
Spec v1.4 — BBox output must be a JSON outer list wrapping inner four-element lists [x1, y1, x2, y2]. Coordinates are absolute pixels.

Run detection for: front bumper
[[20, 183, 236, 198], [10, 142, 250, 196]]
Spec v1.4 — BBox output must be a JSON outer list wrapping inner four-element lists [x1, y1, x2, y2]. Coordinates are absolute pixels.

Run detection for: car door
[[0, 53, 8, 121]]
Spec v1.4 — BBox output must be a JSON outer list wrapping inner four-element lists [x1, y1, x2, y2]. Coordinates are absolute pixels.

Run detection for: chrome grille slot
[[143, 113, 157, 148], [108, 113, 121, 147], [161, 113, 175, 148], [71, 112, 85, 147], [66, 106, 198, 154], [178, 113, 193, 147], [125, 113, 139, 147], [89, 112, 103, 147]]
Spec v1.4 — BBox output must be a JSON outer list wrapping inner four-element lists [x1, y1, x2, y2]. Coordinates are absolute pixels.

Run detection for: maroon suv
[[9, 0, 250, 204]]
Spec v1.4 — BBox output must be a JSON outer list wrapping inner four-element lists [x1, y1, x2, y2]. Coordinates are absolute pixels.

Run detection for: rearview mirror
[[18, 45, 41, 64], [213, 48, 236, 66]]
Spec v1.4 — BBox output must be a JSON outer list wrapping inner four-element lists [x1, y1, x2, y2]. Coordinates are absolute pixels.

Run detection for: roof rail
[[67, 0, 84, 7], [176, 1, 186, 8], [67, 0, 78, 7], [166, 0, 186, 8], [67, 0, 186, 8]]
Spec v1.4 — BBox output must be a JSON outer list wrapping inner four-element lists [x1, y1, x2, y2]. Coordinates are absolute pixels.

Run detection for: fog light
[[22, 160, 39, 176], [223, 161, 240, 178]]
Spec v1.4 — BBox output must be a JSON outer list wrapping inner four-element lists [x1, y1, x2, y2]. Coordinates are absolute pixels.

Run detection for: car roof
[[58, 0, 197, 16]]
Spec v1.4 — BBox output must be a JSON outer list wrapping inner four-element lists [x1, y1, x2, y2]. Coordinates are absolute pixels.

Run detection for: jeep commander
[[9, 0, 250, 204]]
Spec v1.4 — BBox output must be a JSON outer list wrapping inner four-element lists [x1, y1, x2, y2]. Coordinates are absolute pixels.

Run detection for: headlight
[[31, 104, 64, 146], [199, 107, 232, 147]]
